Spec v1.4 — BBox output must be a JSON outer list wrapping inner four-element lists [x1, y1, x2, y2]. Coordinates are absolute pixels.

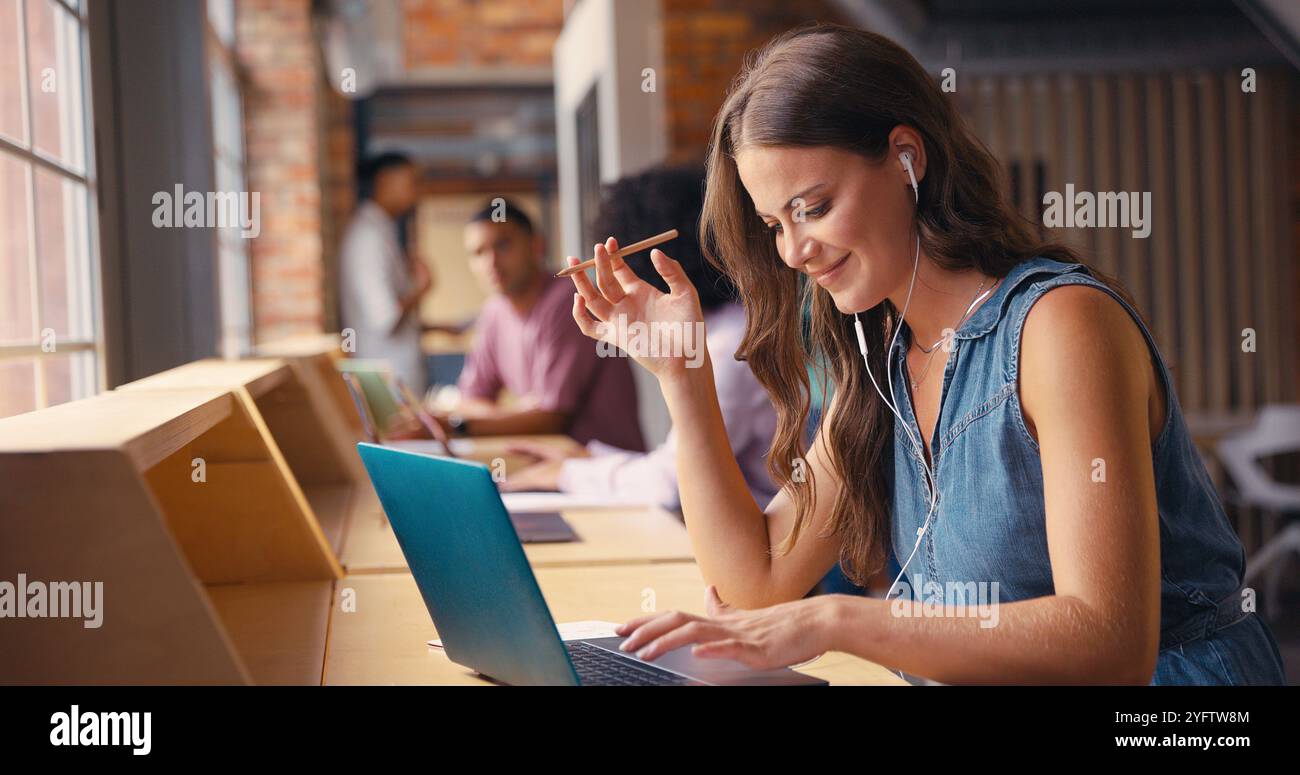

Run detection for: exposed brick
[[403, 0, 563, 70], [662, 0, 847, 163], [233, 0, 849, 341], [236, 0, 325, 342]]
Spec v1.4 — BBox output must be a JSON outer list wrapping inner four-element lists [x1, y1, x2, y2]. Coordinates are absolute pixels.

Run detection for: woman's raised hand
[[567, 236, 707, 382]]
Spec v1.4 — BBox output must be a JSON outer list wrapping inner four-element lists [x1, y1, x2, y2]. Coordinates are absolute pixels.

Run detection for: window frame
[[0, 0, 103, 414], [204, 0, 254, 359]]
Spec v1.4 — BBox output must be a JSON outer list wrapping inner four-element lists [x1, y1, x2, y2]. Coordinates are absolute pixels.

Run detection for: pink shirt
[[457, 277, 646, 451]]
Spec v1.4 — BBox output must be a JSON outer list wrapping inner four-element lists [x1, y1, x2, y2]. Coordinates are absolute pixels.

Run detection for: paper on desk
[[500, 491, 652, 512], [428, 620, 621, 649], [380, 446, 653, 510], [448, 439, 477, 456], [387, 438, 462, 455]]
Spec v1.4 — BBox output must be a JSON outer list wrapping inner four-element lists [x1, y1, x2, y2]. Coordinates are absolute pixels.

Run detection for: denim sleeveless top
[[886, 257, 1286, 685]]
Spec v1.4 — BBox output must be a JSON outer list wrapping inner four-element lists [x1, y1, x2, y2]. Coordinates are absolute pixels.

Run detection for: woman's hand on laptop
[[613, 585, 837, 670], [568, 237, 709, 383]]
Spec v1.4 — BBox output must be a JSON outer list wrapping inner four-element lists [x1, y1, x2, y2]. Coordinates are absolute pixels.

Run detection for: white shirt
[[556, 302, 779, 510], [338, 201, 425, 391]]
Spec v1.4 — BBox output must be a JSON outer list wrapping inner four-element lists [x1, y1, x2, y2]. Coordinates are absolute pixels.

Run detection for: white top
[[338, 201, 425, 391], [557, 302, 779, 510]]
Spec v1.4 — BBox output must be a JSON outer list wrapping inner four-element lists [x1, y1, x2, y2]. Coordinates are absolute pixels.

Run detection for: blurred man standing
[[339, 152, 430, 392], [445, 198, 645, 451]]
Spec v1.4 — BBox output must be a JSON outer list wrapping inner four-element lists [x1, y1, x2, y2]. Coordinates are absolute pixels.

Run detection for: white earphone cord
[[854, 230, 937, 605], [850, 153, 934, 680]]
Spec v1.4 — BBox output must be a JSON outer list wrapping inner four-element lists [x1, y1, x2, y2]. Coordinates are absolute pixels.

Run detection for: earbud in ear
[[899, 151, 919, 201]]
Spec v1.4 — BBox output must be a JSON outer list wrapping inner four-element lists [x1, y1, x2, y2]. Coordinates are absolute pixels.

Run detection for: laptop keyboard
[[566, 641, 697, 686]]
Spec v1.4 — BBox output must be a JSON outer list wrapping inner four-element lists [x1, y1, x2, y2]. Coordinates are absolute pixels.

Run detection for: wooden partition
[[254, 334, 365, 438], [119, 358, 364, 553], [0, 389, 339, 684], [253, 331, 361, 421]]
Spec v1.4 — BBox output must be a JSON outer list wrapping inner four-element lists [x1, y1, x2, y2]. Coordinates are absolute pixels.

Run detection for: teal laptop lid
[[355, 442, 579, 686]]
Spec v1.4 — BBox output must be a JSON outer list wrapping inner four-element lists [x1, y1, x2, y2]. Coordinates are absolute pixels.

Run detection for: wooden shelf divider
[[117, 356, 367, 555], [0, 387, 341, 684]]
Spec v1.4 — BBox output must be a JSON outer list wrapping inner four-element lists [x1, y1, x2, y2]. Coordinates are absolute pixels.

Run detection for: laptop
[[356, 442, 827, 686], [343, 378, 573, 543], [392, 377, 458, 458], [341, 372, 382, 443], [336, 359, 402, 429], [340, 369, 456, 457]]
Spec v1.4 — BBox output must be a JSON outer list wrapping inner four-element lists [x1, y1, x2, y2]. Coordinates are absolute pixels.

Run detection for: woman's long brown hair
[[700, 24, 1100, 585]]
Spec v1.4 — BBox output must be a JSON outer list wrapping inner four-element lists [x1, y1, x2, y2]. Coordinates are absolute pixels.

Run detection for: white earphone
[[900, 151, 919, 202], [853, 148, 935, 625]]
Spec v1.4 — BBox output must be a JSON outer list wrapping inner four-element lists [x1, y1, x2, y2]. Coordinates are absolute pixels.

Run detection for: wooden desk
[[341, 434, 677, 571], [458, 435, 580, 457], [323, 565, 907, 686], [421, 328, 473, 354], [437, 434, 582, 475], [253, 333, 345, 360], [340, 490, 695, 571]]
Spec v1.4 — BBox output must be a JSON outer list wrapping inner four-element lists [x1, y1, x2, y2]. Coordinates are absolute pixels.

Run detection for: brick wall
[[237, 0, 569, 342], [662, 0, 846, 164], [233, 0, 846, 342], [237, 0, 326, 342], [318, 85, 355, 333], [402, 0, 564, 69]]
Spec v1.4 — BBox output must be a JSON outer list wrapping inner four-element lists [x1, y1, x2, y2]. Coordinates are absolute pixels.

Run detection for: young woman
[[563, 24, 1286, 685]]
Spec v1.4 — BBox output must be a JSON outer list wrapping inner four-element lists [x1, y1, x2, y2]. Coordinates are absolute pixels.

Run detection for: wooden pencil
[[554, 228, 679, 277]]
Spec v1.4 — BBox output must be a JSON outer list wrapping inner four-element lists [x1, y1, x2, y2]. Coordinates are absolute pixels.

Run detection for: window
[[206, 0, 252, 358], [0, 0, 99, 419]]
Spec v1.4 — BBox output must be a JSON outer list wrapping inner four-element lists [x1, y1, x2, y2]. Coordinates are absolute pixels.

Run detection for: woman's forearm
[[827, 594, 1156, 685], [660, 354, 776, 604]]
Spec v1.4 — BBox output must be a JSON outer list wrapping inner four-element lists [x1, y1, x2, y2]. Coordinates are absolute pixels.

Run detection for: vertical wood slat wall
[[961, 68, 1297, 553], [960, 68, 1296, 417]]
